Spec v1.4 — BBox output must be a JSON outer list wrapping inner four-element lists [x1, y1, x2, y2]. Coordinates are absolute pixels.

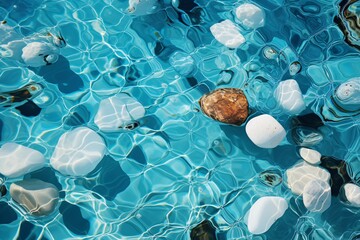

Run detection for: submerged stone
[[292, 113, 324, 129], [291, 126, 323, 147], [235, 3, 265, 29], [190, 220, 217, 240], [0, 184, 7, 197], [286, 161, 331, 195], [199, 88, 248, 125], [94, 93, 145, 132], [10, 179, 59, 216], [333, 77, 360, 112], [0, 143, 46, 178], [210, 20, 245, 48], [299, 148, 321, 165], [169, 51, 195, 76], [59, 201, 90, 235], [245, 114, 286, 148], [0, 83, 43, 107], [259, 169, 282, 187], [341, 183, 360, 207], [274, 79, 306, 115], [303, 179, 331, 212], [246, 196, 288, 234], [320, 156, 351, 196], [50, 127, 106, 177]]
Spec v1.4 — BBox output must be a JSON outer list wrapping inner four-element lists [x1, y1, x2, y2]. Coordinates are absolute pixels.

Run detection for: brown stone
[[199, 88, 249, 125]]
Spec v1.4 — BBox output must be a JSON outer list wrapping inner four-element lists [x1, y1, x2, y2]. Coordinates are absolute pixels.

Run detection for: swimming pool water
[[0, 0, 360, 239]]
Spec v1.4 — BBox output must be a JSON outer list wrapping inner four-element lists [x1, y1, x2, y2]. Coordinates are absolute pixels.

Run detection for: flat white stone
[[10, 179, 59, 216], [235, 3, 265, 29], [210, 20, 245, 48], [299, 147, 321, 165], [334, 77, 360, 112], [343, 183, 360, 207], [286, 161, 330, 195], [22, 42, 59, 67], [0, 143, 45, 178], [50, 127, 106, 176], [274, 79, 306, 115], [245, 114, 286, 148], [94, 94, 145, 132], [246, 196, 288, 234], [303, 179, 331, 212]]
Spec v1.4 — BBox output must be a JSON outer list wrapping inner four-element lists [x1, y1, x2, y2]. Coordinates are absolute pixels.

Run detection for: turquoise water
[[0, 0, 360, 239]]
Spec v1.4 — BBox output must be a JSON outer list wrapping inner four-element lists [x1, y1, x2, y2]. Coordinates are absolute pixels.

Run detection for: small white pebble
[[299, 147, 321, 165]]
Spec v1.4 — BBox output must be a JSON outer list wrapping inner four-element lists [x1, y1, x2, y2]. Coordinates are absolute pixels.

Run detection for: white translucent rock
[[274, 79, 306, 115], [299, 148, 321, 165], [286, 161, 330, 195], [210, 20, 245, 48], [0, 143, 45, 178], [235, 3, 265, 29], [10, 179, 59, 216], [246, 196, 288, 234], [169, 51, 195, 76], [50, 127, 106, 176], [94, 93, 145, 132], [128, 0, 159, 16], [22, 42, 59, 67], [245, 114, 286, 148], [334, 77, 360, 112], [343, 183, 360, 207], [303, 179, 331, 212]]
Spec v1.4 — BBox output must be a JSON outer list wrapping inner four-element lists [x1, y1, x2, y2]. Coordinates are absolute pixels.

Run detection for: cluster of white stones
[[210, 3, 265, 48]]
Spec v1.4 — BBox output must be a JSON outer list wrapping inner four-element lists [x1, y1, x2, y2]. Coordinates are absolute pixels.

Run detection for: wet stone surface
[[199, 88, 249, 126], [259, 169, 283, 187]]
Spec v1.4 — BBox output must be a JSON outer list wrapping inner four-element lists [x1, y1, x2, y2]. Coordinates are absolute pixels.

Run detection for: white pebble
[[246, 196, 288, 234], [50, 127, 106, 176], [299, 147, 321, 165], [235, 3, 265, 29], [343, 183, 360, 207], [274, 79, 306, 115], [286, 161, 330, 195], [94, 94, 145, 132], [245, 114, 286, 148], [303, 179, 331, 212], [0, 143, 45, 178], [334, 77, 360, 112], [210, 20, 245, 48]]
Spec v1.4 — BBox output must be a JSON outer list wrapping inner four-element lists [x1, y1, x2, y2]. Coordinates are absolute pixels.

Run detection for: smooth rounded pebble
[[245, 114, 286, 148], [343, 183, 360, 207], [199, 88, 249, 125], [299, 147, 321, 165], [274, 79, 306, 115], [286, 161, 330, 195], [334, 77, 360, 112], [210, 20, 245, 48], [303, 179, 331, 212], [246, 196, 288, 234], [50, 127, 106, 176], [169, 51, 195, 76], [0, 143, 45, 178], [10, 179, 59, 216], [94, 94, 145, 132], [128, 0, 158, 16], [235, 3, 265, 29]]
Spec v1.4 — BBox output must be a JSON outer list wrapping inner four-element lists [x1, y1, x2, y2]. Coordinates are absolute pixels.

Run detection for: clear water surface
[[0, 0, 360, 239]]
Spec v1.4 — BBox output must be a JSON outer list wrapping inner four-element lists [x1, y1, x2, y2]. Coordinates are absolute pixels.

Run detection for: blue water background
[[0, 0, 360, 239]]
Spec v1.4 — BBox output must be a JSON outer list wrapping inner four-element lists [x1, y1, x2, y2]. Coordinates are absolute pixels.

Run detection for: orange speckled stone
[[199, 88, 249, 125]]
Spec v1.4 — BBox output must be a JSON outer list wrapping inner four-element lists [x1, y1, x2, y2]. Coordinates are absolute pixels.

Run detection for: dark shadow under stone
[[15, 101, 41, 117], [190, 220, 217, 240], [17, 221, 43, 240], [0, 201, 18, 224], [320, 156, 352, 196], [83, 156, 130, 201], [59, 201, 90, 235]]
